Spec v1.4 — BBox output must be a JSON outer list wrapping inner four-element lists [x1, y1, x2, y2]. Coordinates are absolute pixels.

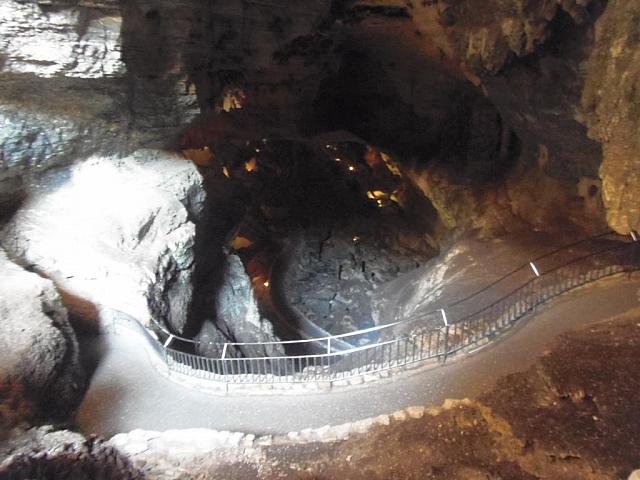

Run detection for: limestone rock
[[196, 254, 284, 358], [0, 0, 197, 213], [582, 0, 640, 234], [1, 150, 205, 334], [0, 75, 129, 211], [0, 1, 124, 79], [0, 250, 84, 425]]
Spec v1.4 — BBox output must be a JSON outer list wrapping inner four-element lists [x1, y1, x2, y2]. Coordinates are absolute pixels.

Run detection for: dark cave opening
[[173, 40, 527, 358], [180, 130, 442, 355], [305, 47, 521, 184]]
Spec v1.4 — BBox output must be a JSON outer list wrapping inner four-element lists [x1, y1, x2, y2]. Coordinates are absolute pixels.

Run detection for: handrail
[[459, 240, 630, 323], [149, 230, 621, 350], [111, 232, 640, 385], [443, 230, 614, 310]]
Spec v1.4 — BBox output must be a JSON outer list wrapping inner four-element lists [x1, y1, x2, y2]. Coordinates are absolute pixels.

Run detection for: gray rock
[[196, 254, 284, 358], [284, 225, 432, 335], [0, 1, 124, 79], [0, 250, 84, 424], [1, 150, 205, 334], [0, 426, 143, 479], [0, 74, 132, 210]]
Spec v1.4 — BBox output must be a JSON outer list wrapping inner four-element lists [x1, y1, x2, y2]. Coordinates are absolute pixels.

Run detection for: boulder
[[1, 150, 205, 334], [0, 250, 84, 426]]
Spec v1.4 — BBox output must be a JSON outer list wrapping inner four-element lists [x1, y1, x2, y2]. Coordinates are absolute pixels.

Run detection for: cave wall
[[2, 0, 636, 235], [0, 249, 85, 427], [390, 0, 628, 233], [1, 1, 640, 347], [582, 0, 640, 234], [0, 0, 201, 213]]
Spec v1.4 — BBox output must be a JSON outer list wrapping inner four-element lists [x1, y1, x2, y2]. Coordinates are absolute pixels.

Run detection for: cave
[[2, 1, 640, 479]]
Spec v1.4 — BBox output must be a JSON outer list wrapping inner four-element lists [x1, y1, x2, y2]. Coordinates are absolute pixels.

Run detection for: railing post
[[221, 343, 229, 378], [443, 325, 450, 363], [327, 337, 331, 354], [440, 308, 449, 326], [529, 261, 541, 277]]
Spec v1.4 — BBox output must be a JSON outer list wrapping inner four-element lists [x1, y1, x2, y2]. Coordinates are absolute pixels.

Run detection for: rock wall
[[0, 250, 84, 427], [0, 0, 199, 214], [1, 150, 205, 334], [274, 0, 614, 237], [395, 0, 631, 234], [408, 147, 608, 238], [2, 0, 639, 235], [0, 1, 124, 78], [0, 426, 142, 480], [582, 0, 640, 234]]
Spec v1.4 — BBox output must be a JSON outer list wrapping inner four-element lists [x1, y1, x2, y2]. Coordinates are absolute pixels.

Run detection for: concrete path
[[75, 275, 640, 438]]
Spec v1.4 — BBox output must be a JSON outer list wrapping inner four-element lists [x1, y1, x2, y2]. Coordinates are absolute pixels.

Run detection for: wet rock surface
[[0, 250, 84, 427]]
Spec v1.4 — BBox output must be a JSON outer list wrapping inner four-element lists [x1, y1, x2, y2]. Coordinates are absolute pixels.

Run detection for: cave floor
[[253, 306, 640, 480], [74, 274, 640, 439]]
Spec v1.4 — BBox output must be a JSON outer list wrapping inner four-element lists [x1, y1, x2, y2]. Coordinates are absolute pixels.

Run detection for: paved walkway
[[75, 275, 640, 438]]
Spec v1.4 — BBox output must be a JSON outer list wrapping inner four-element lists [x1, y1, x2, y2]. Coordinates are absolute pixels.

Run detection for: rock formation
[[582, 0, 640, 234], [195, 254, 284, 358], [2, 0, 639, 235], [0, 426, 142, 480], [0, 250, 84, 427], [1, 151, 205, 334]]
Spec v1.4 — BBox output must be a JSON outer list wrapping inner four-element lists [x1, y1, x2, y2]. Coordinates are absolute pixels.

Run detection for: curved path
[[75, 275, 640, 438]]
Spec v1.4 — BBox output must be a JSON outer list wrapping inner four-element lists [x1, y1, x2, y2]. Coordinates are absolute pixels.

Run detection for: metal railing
[[117, 232, 640, 384]]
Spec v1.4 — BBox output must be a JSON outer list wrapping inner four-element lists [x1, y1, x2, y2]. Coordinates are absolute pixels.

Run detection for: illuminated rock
[[1, 150, 205, 334], [0, 1, 124, 78]]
